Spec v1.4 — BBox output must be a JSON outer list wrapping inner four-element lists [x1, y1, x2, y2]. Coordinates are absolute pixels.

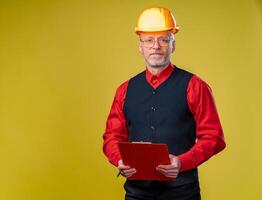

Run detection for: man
[[103, 7, 226, 200]]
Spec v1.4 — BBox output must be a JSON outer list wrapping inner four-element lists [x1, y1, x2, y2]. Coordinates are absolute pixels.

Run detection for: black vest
[[123, 67, 198, 186]]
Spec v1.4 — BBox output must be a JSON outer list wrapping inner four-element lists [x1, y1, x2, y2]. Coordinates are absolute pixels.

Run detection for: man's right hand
[[117, 160, 137, 178]]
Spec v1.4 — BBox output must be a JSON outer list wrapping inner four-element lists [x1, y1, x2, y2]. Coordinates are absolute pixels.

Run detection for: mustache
[[149, 52, 164, 55]]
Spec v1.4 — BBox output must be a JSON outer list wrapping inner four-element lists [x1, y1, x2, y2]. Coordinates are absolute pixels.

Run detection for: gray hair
[[169, 32, 175, 41]]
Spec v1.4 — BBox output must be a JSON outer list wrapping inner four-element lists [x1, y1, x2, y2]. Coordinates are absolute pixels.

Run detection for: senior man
[[103, 7, 226, 200]]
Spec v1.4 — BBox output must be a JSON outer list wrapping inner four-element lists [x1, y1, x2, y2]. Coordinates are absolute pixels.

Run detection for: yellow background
[[0, 0, 261, 199]]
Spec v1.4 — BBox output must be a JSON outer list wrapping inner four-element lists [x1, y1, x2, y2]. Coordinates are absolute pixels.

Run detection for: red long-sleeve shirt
[[103, 63, 226, 172]]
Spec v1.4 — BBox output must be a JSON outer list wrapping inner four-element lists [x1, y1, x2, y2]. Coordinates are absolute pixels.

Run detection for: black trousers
[[124, 181, 201, 200]]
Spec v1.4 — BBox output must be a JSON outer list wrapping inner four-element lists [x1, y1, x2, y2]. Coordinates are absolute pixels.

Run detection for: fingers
[[157, 164, 177, 170], [117, 160, 136, 178], [156, 166, 179, 178], [120, 168, 137, 178], [118, 160, 131, 170], [156, 155, 181, 178], [156, 167, 179, 173], [118, 164, 131, 170]]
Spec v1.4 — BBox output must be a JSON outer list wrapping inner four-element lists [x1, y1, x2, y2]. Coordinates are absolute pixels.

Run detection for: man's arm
[[103, 81, 137, 178], [178, 75, 226, 172], [103, 81, 129, 166], [157, 75, 226, 177]]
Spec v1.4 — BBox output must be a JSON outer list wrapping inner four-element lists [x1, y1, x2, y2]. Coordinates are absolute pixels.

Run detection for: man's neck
[[147, 63, 170, 75]]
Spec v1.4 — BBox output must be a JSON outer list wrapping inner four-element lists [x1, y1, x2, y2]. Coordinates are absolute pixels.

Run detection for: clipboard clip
[[131, 141, 152, 144]]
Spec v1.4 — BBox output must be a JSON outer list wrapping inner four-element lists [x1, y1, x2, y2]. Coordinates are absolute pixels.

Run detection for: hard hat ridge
[[135, 7, 179, 35]]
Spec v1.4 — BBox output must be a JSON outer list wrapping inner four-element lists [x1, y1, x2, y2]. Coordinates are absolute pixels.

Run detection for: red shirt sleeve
[[102, 81, 129, 167], [178, 75, 226, 172]]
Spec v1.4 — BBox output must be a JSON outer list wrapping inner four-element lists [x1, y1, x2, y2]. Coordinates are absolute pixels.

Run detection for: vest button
[[152, 90, 156, 94], [151, 106, 156, 111], [150, 125, 155, 130]]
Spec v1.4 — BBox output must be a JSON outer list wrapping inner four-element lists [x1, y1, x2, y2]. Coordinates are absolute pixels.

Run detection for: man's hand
[[117, 160, 137, 178], [156, 154, 181, 179]]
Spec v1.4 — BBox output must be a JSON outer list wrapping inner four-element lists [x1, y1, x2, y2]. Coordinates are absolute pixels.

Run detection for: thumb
[[118, 159, 130, 169], [169, 155, 179, 168]]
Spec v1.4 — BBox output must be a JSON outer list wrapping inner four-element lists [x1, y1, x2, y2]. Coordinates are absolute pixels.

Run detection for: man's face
[[139, 31, 175, 68]]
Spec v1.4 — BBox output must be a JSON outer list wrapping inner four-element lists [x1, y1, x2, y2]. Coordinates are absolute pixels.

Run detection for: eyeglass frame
[[139, 36, 174, 48]]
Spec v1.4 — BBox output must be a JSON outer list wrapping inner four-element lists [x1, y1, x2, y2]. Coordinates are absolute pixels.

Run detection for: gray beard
[[146, 58, 170, 69]]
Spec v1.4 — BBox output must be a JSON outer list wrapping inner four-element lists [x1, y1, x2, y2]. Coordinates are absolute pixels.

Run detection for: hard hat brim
[[135, 27, 179, 35]]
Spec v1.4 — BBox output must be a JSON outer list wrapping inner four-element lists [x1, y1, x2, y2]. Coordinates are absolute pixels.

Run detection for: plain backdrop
[[0, 0, 261, 199]]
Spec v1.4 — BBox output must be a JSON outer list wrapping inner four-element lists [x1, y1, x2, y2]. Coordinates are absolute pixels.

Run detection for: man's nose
[[152, 39, 161, 49]]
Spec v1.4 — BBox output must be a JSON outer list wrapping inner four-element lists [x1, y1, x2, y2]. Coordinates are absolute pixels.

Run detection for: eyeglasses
[[140, 37, 173, 48]]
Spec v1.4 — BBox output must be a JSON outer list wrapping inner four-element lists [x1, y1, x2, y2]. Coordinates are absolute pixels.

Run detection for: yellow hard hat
[[135, 7, 179, 35]]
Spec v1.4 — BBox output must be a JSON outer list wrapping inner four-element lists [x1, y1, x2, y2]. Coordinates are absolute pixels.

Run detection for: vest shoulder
[[126, 67, 195, 82], [129, 70, 146, 81], [175, 67, 194, 77]]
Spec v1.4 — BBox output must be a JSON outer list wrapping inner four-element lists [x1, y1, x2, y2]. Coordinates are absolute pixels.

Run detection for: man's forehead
[[139, 31, 171, 37]]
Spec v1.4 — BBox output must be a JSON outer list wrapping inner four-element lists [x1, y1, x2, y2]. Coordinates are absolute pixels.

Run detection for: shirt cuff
[[109, 155, 121, 167], [178, 153, 195, 172]]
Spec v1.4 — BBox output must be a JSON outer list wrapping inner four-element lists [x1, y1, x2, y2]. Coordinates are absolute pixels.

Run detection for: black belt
[[124, 180, 201, 200]]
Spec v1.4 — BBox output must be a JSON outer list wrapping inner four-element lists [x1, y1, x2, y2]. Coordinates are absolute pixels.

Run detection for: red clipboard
[[118, 142, 175, 181]]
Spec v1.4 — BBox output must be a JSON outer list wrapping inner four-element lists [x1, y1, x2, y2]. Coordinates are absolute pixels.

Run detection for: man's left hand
[[156, 154, 181, 179]]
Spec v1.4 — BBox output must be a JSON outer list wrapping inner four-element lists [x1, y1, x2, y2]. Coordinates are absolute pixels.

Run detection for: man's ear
[[139, 43, 143, 53], [171, 40, 176, 53]]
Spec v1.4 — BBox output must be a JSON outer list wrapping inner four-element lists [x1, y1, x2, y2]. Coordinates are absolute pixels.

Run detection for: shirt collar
[[146, 63, 175, 88]]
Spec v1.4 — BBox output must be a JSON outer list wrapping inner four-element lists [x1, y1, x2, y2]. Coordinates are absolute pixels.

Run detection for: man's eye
[[145, 39, 153, 43], [160, 39, 169, 43]]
